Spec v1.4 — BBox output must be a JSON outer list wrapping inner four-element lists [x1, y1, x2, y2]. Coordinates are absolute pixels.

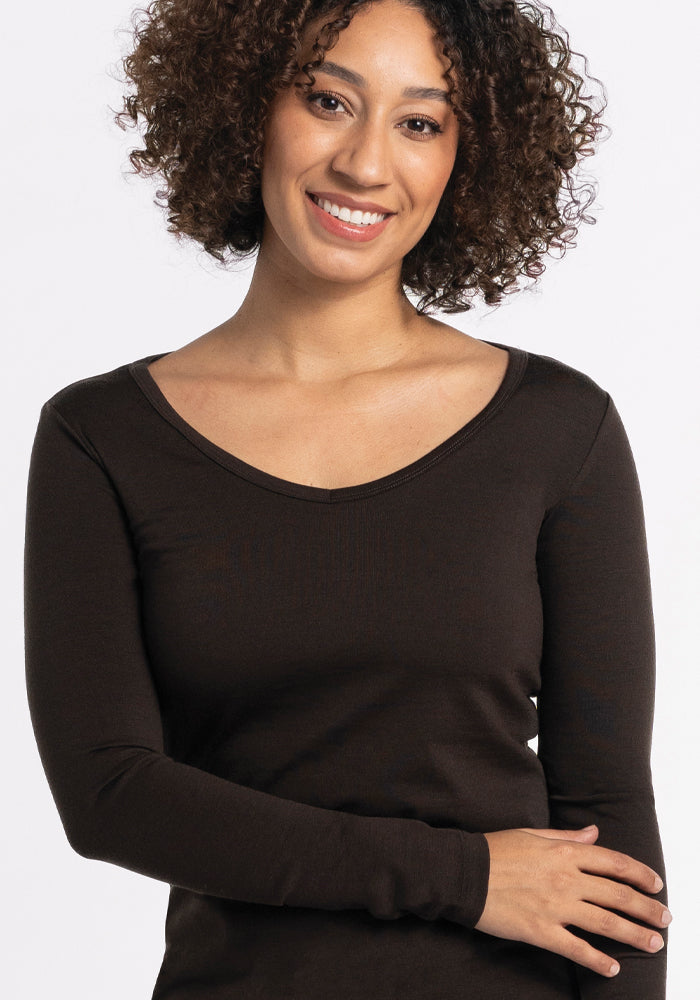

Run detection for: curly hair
[[115, 0, 607, 314]]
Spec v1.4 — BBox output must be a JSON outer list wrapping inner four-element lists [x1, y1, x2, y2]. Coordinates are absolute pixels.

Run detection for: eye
[[401, 117, 443, 139], [306, 90, 349, 116], [305, 91, 444, 141]]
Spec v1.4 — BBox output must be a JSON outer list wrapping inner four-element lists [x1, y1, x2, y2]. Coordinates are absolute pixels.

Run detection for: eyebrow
[[312, 61, 450, 103]]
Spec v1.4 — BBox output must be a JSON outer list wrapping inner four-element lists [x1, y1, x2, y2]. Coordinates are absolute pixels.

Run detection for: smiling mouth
[[308, 193, 389, 227]]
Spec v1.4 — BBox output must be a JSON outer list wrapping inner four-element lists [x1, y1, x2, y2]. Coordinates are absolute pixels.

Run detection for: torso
[[146, 321, 510, 491]]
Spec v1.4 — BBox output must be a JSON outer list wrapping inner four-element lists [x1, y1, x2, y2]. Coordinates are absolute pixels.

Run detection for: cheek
[[405, 157, 455, 214], [427, 149, 458, 207], [400, 132, 458, 207], [263, 99, 327, 172], [262, 101, 300, 177]]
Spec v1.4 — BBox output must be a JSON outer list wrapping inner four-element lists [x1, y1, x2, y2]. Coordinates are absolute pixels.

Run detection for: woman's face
[[260, 0, 460, 288]]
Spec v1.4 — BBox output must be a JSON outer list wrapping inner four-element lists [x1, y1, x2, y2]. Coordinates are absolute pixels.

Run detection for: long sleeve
[[536, 393, 667, 998], [23, 400, 490, 928]]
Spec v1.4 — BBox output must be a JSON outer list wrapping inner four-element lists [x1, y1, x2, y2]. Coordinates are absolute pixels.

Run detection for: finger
[[583, 875, 672, 929], [540, 925, 621, 978], [574, 901, 666, 955], [520, 825, 599, 844], [575, 845, 663, 894]]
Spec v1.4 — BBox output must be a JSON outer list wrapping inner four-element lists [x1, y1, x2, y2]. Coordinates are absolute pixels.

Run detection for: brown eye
[[403, 117, 443, 138], [306, 91, 347, 115], [306, 91, 443, 141]]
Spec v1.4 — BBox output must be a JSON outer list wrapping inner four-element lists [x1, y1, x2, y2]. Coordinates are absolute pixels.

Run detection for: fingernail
[[650, 934, 664, 951], [661, 909, 672, 926], [609, 962, 620, 976], [582, 824, 597, 831], [653, 876, 664, 891]]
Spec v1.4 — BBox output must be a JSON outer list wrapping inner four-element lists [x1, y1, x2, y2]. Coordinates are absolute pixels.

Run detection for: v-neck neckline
[[128, 339, 528, 504]]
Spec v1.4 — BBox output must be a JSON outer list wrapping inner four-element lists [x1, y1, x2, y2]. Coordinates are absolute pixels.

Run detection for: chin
[[310, 244, 417, 284], [307, 260, 390, 285]]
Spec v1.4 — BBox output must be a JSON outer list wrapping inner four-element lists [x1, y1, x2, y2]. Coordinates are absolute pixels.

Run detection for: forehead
[[298, 1, 452, 82]]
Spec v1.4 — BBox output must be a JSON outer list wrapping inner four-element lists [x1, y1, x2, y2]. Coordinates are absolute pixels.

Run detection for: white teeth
[[312, 194, 385, 226]]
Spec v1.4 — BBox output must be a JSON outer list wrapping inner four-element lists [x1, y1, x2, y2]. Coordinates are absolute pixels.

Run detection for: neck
[[218, 241, 427, 384]]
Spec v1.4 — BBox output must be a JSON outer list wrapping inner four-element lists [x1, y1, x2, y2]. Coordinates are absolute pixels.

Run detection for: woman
[[24, 0, 670, 997]]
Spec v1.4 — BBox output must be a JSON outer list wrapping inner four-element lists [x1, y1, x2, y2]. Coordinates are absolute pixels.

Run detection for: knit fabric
[[24, 341, 666, 998]]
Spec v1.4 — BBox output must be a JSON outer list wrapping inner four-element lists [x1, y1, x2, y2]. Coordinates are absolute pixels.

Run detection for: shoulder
[[514, 345, 612, 446], [519, 346, 609, 415], [40, 354, 155, 430], [494, 344, 622, 506], [31, 355, 163, 473]]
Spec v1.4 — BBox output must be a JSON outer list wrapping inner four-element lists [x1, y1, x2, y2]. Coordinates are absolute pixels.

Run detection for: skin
[[146, 0, 672, 975], [478, 825, 669, 978], [147, 0, 511, 489], [253, 0, 460, 356]]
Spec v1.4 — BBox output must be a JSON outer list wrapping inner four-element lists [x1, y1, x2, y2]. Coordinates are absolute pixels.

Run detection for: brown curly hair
[[115, 0, 607, 314]]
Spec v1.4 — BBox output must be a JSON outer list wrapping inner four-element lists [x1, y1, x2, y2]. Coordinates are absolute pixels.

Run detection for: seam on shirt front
[[540, 390, 611, 521], [44, 401, 136, 541], [45, 401, 109, 474]]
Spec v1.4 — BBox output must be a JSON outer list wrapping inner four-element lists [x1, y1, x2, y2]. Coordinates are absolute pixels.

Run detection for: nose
[[329, 116, 393, 189]]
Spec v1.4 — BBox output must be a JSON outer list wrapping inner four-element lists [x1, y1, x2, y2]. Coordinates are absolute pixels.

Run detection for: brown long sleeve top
[[24, 340, 667, 998]]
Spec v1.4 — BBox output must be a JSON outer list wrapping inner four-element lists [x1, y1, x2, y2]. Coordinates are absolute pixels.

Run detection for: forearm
[[33, 735, 489, 922]]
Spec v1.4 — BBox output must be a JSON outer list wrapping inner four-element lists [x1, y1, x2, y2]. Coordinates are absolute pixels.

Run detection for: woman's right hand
[[474, 825, 672, 978]]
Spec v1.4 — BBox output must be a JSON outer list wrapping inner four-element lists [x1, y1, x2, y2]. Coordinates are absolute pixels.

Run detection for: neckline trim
[[128, 339, 528, 504]]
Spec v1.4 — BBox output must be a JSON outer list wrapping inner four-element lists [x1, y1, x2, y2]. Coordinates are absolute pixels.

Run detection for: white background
[[3, 1, 697, 996]]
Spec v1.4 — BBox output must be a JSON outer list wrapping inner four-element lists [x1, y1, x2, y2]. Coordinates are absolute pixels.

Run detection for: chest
[[146, 355, 509, 490], [132, 450, 545, 697]]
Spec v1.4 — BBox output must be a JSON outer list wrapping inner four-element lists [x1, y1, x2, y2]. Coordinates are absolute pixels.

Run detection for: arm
[[535, 392, 668, 996], [24, 400, 489, 926]]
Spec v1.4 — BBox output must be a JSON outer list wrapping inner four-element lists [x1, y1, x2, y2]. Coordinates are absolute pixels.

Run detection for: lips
[[305, 189, 395, 242], [307, 190, 396, 216], [308, 193, 386, 227]]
